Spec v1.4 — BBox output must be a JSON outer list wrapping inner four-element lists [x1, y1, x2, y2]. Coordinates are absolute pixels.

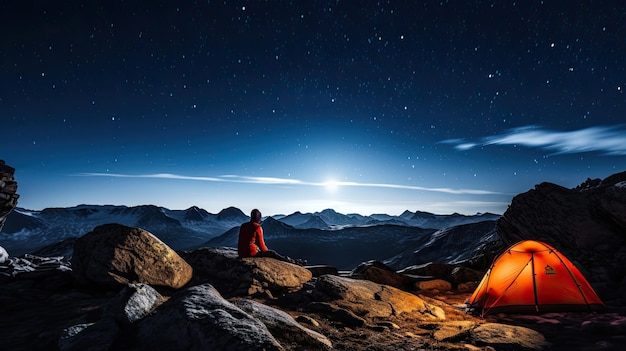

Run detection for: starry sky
[[1, 1, 625, 216]]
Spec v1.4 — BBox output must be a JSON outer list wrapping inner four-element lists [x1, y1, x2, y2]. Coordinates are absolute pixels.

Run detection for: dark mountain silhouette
[[383, 220, 499, 270], [205, 216, 437, 269], [216, 206, 247, 221], [182, 206, 210, 222], [1, 204, 496, 260], [0, 205, 247, 255]]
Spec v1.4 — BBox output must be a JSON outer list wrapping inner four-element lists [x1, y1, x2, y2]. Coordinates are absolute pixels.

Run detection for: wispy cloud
[[76, 173, 502, 195], [443, 125, 626, 155]]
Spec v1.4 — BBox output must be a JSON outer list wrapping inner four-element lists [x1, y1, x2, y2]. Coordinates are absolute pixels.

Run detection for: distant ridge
[[0, 204, 499, 260]]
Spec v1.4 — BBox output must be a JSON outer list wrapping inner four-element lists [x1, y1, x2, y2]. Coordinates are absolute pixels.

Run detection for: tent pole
[[531, 252, 539, 312], [551, 248, 592, 309]]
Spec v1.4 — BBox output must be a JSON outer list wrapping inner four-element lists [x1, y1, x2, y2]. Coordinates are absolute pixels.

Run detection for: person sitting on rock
[[237, 209, 306, 266]]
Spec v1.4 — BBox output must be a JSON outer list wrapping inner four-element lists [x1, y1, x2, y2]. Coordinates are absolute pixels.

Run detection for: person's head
[[250, 209, 262, 223]]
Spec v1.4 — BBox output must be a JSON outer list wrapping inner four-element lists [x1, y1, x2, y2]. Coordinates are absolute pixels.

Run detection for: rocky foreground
[[2, 165, 626, 350], [1, 223, 626, 351]]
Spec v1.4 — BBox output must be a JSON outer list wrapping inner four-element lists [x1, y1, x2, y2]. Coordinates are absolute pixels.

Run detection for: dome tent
[[468, 240, 604, 316]]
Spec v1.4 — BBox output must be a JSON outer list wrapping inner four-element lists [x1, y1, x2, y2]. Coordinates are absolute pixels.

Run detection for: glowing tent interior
[[468, 240, 605, 316]]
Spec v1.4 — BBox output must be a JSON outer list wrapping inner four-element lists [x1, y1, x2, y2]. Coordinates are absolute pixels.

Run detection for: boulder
[[470, 323, 549, 350], [136, 283, 284, 351], [306, 265, 339, 277], [450, 266, 484, 285], [71, 223, 192, 289], [0, 160, 19, 233], [457, 281, 478, 293], [350, 260, 411, 289], [416, 279, 452, 292], [313, 274, 445, 320], [57, 282, 165, 350], [433, 321, 476, 341], [398, 262, 456, 278], [58, 318, 119, 351], [233, 299, 332, 350], [105, 283, 165, 326], [0, 245, 9, 264], [307, 301, 367, 327], [1, 254, 72, 280], [181, 247, 312, 297]]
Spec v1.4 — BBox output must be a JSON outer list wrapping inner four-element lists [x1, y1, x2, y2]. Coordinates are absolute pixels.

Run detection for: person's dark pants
[[254, 250, 305, 265]]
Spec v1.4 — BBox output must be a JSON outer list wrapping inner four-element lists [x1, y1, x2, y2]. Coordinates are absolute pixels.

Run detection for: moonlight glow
[[323, 180, 340, 193]]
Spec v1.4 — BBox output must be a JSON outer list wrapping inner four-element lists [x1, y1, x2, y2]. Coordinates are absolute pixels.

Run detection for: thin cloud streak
[[445, 125, 626, 155], [76, 173, 503, 195]]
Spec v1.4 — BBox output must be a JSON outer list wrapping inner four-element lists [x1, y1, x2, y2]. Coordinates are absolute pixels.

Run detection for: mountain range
[[0, 205, 499, 269]]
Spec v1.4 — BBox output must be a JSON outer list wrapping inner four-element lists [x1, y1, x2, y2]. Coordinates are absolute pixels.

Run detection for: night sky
[[2, 1, 625, 216]]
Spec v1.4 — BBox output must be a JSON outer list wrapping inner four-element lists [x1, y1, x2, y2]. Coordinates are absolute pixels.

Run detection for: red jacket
[[237, 221, 268, 257]]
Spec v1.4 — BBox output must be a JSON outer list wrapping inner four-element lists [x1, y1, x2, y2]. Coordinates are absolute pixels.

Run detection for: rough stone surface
[[106, 283, 165, 326], [0, 246, 9, 264], [306, 265, 339, 277], [0, 160, 19, 233], [233, 298, 332, 350], [181, 246, 312, 297], [350, 260, 411, 289], [58, 318, 119, 351], [417, 279, 452, 291], [433, 321, 476, 341], [398, 262, 456, 278], [1, 254, 71, 282], [457, 281, 478, 293], [307, 301, 368, 327], [3, 249, 626, 350], [471, 323, 549, 350], [450, 266, 484, 285], [71, 223, 193, 289], [313, 274, 446, 320], [136, 283, 284, 351]]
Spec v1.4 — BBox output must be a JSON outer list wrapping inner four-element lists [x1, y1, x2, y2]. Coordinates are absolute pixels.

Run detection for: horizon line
[[73, 172, 506, 196]]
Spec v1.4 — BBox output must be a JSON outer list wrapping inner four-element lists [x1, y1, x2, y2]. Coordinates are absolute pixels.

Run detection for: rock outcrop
[[71, 223, 193, 289], [497, 171, 626, 305], [350, 260, 411, 289], [0, 245, 8, 265], [0, 160, 19, 234], [470, 323, 549, 350], [233, 299, 333, 350], [180, 246, 312, 297], [136, 284, 284, 351], [311, 274, 446, 320], [3, 223, 625, 350], [0, 254, 71, 283]]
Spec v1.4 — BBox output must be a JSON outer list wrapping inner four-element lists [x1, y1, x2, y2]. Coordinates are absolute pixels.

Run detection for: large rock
[[398, 262, 456, 278], [471, 323, 549, 350], [416, 279, 452, 292], [58, 318, 119, 351], [181, 247, 312, 297], [312, 274, 445, 320], [350, 260, 411, 289], [106, 283, 165, 326], [233, 299, 332, 350], [0, 160, 19, 233], [71, 223, 192, 289], [1, 254, 72, 281], [497, 171, 626, 305], [136, 283, 283, 351], [433, 321, 476, 342], [0, 245, 8, 264]]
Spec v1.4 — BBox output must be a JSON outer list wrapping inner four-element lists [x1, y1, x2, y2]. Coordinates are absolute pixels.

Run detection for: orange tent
[[468, 240, 604, 316]]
